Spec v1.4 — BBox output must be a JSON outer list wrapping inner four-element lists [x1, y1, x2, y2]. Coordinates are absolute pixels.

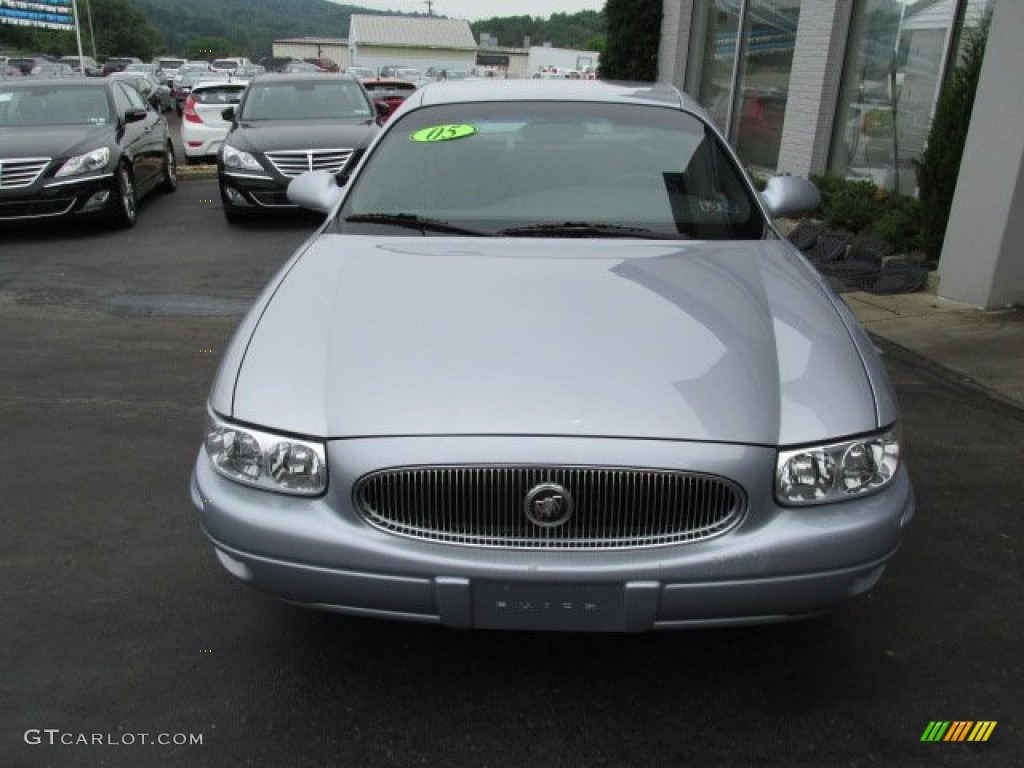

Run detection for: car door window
[[111, 82, 135, 118], [118, 81, 148, 112]]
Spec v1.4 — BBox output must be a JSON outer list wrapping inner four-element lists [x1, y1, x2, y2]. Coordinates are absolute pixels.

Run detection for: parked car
[[192, 80, 914, 631], [109, 72, 172, 112], [359, 77, 417, 122], [154, 57, 187, 85], [258, 56, 295, 74], [343, 66, 377, 79], [0, 78, 176, 227], [101, 56, 141, 76], [122, 62, 158, 77], [58, 55, 102, 76], [171, 71, 203, 115], [279, 60, 323, 74], [180, 80, 247, 163], [8, 56, 52, 76], [28, 63, 77, 78], [216, 73, 381, 222], [210, 57, 250, 75], [303, 57, 339, 72]]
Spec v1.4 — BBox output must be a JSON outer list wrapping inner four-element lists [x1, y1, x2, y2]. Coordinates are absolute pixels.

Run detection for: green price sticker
[[411, 124, 478, 143]]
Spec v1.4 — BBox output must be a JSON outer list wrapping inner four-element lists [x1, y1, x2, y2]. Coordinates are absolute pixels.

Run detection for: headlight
[[776, 427, 900, 505], [204, 409, 327, 496], [221, 144, 263, 172], [55, 147, 110, 177]]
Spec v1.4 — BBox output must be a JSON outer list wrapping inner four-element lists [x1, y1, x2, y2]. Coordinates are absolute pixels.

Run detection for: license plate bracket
[[473, 581, 624, 631]]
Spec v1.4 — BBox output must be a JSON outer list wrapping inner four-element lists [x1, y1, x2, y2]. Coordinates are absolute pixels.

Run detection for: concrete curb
[[177, 164, 217, 179]]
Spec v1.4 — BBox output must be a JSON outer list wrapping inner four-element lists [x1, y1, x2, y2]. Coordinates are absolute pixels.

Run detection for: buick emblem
[[524, 482, 573, 527]]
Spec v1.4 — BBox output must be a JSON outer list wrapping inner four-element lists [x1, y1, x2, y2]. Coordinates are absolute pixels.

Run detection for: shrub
[[808, 174, 923, 254], [915, 13, 991, 260]]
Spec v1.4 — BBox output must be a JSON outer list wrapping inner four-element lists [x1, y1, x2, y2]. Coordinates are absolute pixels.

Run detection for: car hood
[[0, 124, 112, 160], [230, 236, 881, 445], [229, 120, 377, 153]]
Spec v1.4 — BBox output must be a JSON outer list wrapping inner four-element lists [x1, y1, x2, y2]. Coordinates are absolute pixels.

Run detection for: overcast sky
[[342, 1, 605, 22]]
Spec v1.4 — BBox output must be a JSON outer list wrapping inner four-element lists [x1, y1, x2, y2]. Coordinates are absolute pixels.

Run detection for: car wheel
[[110, 164, 138, 228], [159, 143, 178, 193]]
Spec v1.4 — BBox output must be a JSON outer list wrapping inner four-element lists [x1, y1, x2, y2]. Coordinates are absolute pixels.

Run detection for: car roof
[[191, 79, 245, 90], [247, 73, 360, 85], [1, 78, 109, 90], [406, 79, 695, 112]]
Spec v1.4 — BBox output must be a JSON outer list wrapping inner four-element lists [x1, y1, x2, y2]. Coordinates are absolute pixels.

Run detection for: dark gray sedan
[[216, 73, 381, 223], [191, 80, 914, 631], [0, 78, 176, 226]]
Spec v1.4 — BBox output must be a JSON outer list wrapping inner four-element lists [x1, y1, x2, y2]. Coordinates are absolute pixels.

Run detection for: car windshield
[[239, 80, 371, 120], [340, 101, 763, 239], [0, 85, 112, 126]]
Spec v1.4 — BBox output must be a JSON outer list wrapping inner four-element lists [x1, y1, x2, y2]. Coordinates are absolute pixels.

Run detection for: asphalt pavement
[[0, 179, 1020, 767]]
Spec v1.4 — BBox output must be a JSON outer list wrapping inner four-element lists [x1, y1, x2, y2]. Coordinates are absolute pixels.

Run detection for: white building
[[527, 45, 600, 76], [348, 15, 477, 75]]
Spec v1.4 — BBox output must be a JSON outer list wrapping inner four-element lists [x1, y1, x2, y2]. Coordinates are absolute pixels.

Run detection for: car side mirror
[[374, 101, 391, 118], [760, 176, 821, 219], [123, 108, 148, 124], [287, 170, 346, 214], [221, 106, 236, 122]]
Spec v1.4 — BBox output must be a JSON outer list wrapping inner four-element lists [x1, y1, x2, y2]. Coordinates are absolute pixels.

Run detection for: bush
[[809, 174, 923, 254], [915, 13, 991, 260]]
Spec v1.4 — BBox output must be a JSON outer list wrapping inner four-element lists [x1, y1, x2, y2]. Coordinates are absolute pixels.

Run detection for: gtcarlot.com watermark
[[25, 729, 203, 747]]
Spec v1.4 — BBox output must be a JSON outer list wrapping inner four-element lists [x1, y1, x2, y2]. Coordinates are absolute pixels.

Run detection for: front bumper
[[218, 169, 292, 209], [191, 435, 915, 631], [0, 171, 116, 222]]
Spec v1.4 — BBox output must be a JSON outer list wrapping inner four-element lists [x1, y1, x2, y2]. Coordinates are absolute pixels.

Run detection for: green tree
[[599, 0, 661, 81], [915, 13, 991, 260], [0, 0, 162, 58]]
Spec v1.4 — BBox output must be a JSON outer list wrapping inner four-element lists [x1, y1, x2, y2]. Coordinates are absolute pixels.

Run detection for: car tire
[[110, 164, 138, 228], [159, 143, 178, 193]]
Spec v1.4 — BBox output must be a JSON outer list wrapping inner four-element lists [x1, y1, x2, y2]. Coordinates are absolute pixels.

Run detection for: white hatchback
[[180, 80, 247, 163]]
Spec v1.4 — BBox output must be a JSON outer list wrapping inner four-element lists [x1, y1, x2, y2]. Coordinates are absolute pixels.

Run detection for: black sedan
[[0, 78, 176, 227], [217, 73, 381, 223]]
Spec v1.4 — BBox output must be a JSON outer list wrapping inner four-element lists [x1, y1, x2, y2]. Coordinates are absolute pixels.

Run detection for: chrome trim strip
[[44, 172, 115, 188]]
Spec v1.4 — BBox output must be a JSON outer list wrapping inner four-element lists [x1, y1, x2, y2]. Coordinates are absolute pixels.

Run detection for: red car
[[359, 78, 417, 122]]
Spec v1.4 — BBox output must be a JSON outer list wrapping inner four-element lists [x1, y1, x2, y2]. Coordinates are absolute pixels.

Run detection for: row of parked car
[[0, 64, 415, 228], [0, 50, 429, 229]]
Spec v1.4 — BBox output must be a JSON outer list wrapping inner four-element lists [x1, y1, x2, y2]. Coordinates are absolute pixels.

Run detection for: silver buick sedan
[[190, 80, 914, 631]]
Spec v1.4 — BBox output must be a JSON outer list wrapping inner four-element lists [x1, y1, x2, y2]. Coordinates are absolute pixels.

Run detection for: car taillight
[[183, 95, 202, 124]]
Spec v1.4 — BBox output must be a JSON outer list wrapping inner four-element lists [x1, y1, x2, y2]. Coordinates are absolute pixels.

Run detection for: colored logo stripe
[[921, 721, 996, 742], [968, 721, 997, 742], [921, 722, 949, 742]]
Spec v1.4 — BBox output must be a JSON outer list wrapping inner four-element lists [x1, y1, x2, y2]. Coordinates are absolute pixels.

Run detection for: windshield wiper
[[498, 222, 689, 239], [344, 213, 493, 236]]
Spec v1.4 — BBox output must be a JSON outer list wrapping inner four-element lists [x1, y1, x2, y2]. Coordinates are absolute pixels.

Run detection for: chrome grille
[[353, 466, 746, 550], [0, 157, 50, 189], [264, 149, 354, 178]]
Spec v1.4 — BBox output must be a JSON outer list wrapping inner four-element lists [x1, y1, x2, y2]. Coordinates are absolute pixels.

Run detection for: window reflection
[[829, 0, 992, 193], [689, 0, 801, 172]]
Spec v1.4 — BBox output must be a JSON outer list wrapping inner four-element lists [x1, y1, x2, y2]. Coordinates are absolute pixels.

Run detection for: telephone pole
[[424, 1, 434, 15]]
